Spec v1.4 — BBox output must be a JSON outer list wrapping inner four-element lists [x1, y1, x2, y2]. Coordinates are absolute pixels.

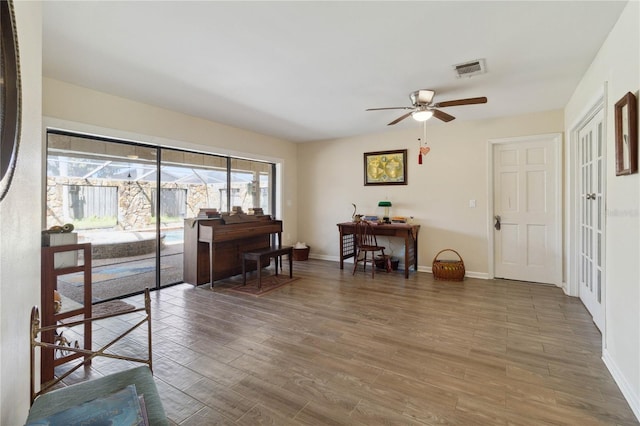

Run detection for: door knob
[[494, 215, 501, 231]]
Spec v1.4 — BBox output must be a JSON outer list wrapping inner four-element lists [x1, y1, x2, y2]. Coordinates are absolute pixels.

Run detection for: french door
[[578, 109, 605, 330]]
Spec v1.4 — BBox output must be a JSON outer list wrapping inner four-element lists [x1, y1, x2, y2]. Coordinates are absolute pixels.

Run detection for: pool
[[162, 229, 184, 244], [79, 230, 179, 259]]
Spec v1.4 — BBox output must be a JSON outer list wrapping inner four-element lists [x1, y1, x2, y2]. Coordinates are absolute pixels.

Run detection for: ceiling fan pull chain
[[418, 122, 430, 164], [423, 121, 427, 146]]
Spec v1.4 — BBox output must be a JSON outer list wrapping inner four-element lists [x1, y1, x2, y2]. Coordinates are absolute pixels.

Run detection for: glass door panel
[[158, 148, 228, 287], [47, 133, 158, 302], [230, 158, 273, 215]]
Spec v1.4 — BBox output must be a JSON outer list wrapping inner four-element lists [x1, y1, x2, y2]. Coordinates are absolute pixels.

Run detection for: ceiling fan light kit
[[367, 89, 487, 126], [412, 109, 433, 122]]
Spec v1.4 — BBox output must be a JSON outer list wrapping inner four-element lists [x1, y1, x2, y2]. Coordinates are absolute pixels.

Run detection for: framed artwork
[[614, 92, 637, 176], [0, 0, 22, 202], [363, 149, 407, 186]]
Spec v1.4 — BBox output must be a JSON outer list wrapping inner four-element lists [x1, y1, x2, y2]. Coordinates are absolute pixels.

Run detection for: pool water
[[162, 229, 184, 244]]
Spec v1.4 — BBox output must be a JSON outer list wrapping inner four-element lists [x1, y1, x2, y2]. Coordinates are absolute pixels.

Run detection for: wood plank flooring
[[60, 259, 638, 425]]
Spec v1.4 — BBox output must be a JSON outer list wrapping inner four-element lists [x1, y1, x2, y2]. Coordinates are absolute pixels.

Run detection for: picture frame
[[614, 92, 638, 176], [0, 0, 22, 202], [363, 149, 407, 186]]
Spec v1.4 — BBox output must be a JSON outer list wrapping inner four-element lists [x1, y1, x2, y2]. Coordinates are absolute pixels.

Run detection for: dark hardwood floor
[[60, 259, 638, 425]]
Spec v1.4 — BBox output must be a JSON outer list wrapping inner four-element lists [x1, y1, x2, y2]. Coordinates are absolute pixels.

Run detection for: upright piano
[[183, 216, 283, 286]]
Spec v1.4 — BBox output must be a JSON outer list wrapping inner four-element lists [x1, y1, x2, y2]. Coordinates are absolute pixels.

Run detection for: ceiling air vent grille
[[453, 59, 486, 78]]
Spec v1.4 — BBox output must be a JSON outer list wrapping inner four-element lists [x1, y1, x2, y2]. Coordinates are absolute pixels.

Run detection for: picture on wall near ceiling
[[614, 91, 638, 176], [364, 149, 407, 186]]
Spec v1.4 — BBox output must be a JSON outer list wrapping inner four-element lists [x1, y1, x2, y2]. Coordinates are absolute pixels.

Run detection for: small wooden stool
[[242, 246, 293, 290]]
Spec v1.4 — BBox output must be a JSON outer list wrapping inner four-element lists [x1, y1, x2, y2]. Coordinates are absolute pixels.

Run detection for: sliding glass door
[[47, 133, 159, 302], [230, 158, 274, 215], [158, 148, 229, 288], [46, 131, 276, 301]]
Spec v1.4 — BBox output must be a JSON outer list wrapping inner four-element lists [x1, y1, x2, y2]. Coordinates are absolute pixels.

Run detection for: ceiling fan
[[366, 89, 487, 125]]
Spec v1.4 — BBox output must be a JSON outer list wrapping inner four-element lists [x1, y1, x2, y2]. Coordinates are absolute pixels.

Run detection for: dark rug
[[61, 300, 136, 324], [226, 275, 299, 296]]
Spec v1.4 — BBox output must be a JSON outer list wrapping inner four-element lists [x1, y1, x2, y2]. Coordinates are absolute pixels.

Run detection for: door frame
[[567, 88, 607, 320], [487, 133, 563, 285]]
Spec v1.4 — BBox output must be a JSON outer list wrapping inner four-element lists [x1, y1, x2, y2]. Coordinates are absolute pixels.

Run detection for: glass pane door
[[158, 148, 229, 287], [47, 133, 158, 302], [230, 158, 274, 215]]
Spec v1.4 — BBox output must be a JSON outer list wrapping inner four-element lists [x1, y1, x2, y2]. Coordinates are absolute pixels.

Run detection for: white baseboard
[[603, 349, 640, 422], [307, 256, 489, 279], [420, 266, 488, 279], [308, 254, 340, 262]]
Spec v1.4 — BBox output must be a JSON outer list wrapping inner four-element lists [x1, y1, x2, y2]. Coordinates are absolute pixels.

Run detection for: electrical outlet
[[469, 199, 476, 208]]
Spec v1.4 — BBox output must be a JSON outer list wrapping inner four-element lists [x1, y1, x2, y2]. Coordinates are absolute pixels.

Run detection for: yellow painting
[[364, 150, 407, 185]]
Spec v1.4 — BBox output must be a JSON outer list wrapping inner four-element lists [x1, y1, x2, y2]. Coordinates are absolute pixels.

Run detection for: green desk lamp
[[378, 201, 392, 224]]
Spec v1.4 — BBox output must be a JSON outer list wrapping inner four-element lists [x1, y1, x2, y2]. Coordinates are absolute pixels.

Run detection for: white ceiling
[[42, 1, 627, 143]]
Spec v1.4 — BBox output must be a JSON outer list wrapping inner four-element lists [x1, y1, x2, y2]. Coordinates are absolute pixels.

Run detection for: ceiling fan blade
[[366, 107, 412, 111], [432, 109, 455, 122], [388, 111, 414, 125], [433, 96, 488, 108]]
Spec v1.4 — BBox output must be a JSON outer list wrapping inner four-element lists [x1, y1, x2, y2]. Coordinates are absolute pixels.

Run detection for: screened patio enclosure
[[46, 132, 275, 302]]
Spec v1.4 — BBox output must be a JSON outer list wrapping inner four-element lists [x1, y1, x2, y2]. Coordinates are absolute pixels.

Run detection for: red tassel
[[418, 153, 423, 164]]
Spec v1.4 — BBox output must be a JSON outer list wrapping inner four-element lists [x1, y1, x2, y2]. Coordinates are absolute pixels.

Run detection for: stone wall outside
[[46, 177, 227, 231]]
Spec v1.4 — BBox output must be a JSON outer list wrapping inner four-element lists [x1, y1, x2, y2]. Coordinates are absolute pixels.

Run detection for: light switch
[[469, 199, 476, 208]]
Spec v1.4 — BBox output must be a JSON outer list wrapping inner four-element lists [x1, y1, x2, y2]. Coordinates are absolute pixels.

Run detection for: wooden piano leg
[[257, 261, 262, 291], [242, 257, 247, 285], [209, 241, 215, 288]]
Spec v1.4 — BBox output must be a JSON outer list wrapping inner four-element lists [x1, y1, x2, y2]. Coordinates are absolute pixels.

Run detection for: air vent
[[453, 59, 487, 78]]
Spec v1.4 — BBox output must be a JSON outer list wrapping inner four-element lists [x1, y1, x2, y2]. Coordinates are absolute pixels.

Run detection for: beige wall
[[4, 2, 636, 423], [43, 78, 300, 245], [297, 110, 563, 275], [565, 0, 640, 418], [0, 1, 42, 424]]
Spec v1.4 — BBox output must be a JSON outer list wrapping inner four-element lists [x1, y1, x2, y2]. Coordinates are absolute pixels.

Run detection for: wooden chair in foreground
[[352, 221, 389, 278], [27, 288, 168, 426]]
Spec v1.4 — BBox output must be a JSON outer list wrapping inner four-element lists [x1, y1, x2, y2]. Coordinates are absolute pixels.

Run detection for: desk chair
[[352, 221, 388, 278]]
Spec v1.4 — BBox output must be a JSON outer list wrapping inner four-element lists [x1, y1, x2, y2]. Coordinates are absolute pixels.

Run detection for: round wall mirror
[[0, 0, 22, 202]]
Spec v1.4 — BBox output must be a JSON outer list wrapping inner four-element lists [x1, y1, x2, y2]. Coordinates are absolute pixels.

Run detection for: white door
[[578, 110, 605, 330], [492, 135, 561, 285]]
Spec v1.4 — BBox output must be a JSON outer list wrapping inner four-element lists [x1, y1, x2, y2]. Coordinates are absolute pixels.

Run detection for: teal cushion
[[26, 366, 167, 426]]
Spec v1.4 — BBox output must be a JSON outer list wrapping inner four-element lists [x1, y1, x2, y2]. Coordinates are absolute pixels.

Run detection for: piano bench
[[242, 246, 293, 290]]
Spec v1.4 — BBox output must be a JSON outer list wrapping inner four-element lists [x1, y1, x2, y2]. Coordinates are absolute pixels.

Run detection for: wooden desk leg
[[413, 236, 418, 273], [339, 232, 344, 269], [404, 236, 410, 279], [288, 251, 293, 278], [277, 232, 283, 269], [275, 255, 279, 277]]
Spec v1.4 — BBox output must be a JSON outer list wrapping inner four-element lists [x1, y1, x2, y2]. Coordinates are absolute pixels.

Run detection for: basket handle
[[433, 249, 464, 264]]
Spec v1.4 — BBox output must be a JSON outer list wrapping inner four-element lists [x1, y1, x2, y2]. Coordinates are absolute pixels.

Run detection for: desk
[[337, 222, 420, 278]]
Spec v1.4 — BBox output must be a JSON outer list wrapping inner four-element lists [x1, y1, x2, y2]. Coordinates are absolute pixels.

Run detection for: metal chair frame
[[30, 288, 152, 404]]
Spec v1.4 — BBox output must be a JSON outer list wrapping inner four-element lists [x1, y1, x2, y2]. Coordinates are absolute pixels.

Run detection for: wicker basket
[[292, 246, 310, 261], [432, 249, 465, 281]]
